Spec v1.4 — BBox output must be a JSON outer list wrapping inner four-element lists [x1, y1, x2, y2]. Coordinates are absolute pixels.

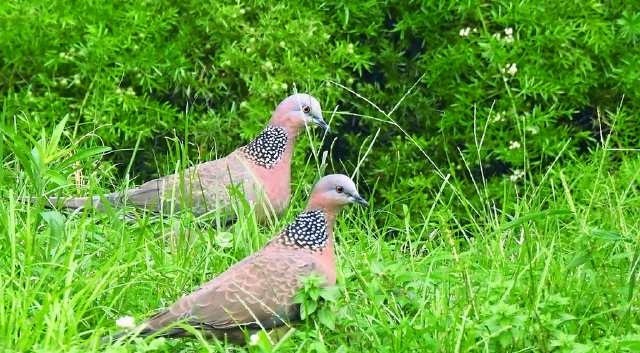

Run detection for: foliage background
[[1, 1, 640, 352]]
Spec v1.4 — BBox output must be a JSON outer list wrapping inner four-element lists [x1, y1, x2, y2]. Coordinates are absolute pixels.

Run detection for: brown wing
[[144, 245, 316, 333], [123, 153, 261, 215]]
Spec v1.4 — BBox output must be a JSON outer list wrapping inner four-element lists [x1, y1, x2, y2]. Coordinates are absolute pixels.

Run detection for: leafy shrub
[[1, 0, 639, 219]]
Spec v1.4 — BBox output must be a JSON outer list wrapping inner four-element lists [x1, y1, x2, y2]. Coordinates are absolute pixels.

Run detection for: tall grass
[[1, 82, 639, 353]]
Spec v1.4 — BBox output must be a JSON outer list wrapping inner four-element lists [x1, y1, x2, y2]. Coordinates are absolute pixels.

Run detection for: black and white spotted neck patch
[[279, 210, 328, 251], [240, 126, 288, 169]]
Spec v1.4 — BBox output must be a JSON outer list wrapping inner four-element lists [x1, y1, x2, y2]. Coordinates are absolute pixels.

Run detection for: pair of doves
[[40, 94, 368, 344]]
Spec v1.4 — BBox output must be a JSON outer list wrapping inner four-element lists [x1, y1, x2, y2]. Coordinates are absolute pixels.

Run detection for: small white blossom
[[502, 63, 518, 76], [459, 27, 472, 37], [492, 111, 505, 123], [347, 43, 355, 54], [115, 316, 136, 330], [526, 126, 540, 135], [509, 140, 521, 150], [262, 60, 273, 71], [493, 32, 501, 39], [249, 333, 260, 346], [510, 169, 525, 182], [504, 27, 513, 36]]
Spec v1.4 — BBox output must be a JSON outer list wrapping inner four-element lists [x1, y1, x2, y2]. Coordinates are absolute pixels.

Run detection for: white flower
[[492, 111, 505, 123], [510, 169, 525, 182], [526, 126, 540, 135], [249, 333, 260, 346], [347, 43, 355, 54], [497, 27, 514, 43], [459, 27, 471, 37], [115, 316, 136, 330], [502, 63, 518, 76], [509, 140, 521, 150]]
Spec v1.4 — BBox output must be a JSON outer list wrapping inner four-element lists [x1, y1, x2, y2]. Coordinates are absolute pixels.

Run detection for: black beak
[[351, 194, 369, 206], [312, 115, 330, 133]]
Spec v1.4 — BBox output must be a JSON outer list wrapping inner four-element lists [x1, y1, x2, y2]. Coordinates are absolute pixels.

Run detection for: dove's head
[[307, 174, 368, 212], [270, 93, 328, 133]]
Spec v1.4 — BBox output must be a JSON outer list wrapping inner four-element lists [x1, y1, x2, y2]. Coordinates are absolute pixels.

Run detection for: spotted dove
[[43, 94, 328, 222], [109, 174, 367, 344]]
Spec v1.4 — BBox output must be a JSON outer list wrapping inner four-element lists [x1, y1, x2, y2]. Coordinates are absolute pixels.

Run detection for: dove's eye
[[302, 105, 311, 114], [336, 186, 344, 193]]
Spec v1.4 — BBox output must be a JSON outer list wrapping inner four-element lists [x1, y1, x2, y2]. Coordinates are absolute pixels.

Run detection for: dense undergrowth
[[1, 1, 639, 352]]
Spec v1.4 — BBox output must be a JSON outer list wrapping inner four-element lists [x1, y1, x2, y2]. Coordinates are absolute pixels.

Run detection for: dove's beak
[[312, 114, 330, 133], [351, 194, 369, 206]]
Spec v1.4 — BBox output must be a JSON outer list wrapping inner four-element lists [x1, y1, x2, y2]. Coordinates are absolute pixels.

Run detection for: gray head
[[270, 93, 329, 132], [307, 174, 368, 211]]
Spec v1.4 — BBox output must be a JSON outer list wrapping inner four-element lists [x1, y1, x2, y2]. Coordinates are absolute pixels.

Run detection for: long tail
[[24, 193, 123, 211], [100, 327, 188, 345]]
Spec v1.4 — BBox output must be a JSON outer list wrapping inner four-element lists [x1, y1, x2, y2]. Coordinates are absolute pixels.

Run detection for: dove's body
[[43, 94, 327, 222], [109, 174, 367, 344], [141, 210, 337, 342]]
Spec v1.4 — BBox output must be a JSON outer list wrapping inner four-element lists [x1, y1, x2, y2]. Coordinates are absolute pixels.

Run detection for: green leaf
[[566, 251, 591, 270], [317, 308, 335, 330], [319, 286, 340, 302], [48, 115, 69, 157], [41, 211, 66, 235], [619, 335, 640, 351], [588, 228, 623, 241], [499, 209, 572, 232], [58, 146, 111, 169]]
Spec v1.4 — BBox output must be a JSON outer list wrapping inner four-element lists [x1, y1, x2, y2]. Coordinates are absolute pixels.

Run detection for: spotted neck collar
[[278, 209, 328, 251], [240, 125, 288, 168]]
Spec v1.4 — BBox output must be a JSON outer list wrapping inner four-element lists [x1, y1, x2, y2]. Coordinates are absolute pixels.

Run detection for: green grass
[[2, 1, 640, 352], [1, 97, 640, 352]]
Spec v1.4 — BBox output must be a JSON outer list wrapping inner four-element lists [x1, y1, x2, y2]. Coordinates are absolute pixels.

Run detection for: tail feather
[[100, 326, 189, 345], [22, 193, 123, 211]]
